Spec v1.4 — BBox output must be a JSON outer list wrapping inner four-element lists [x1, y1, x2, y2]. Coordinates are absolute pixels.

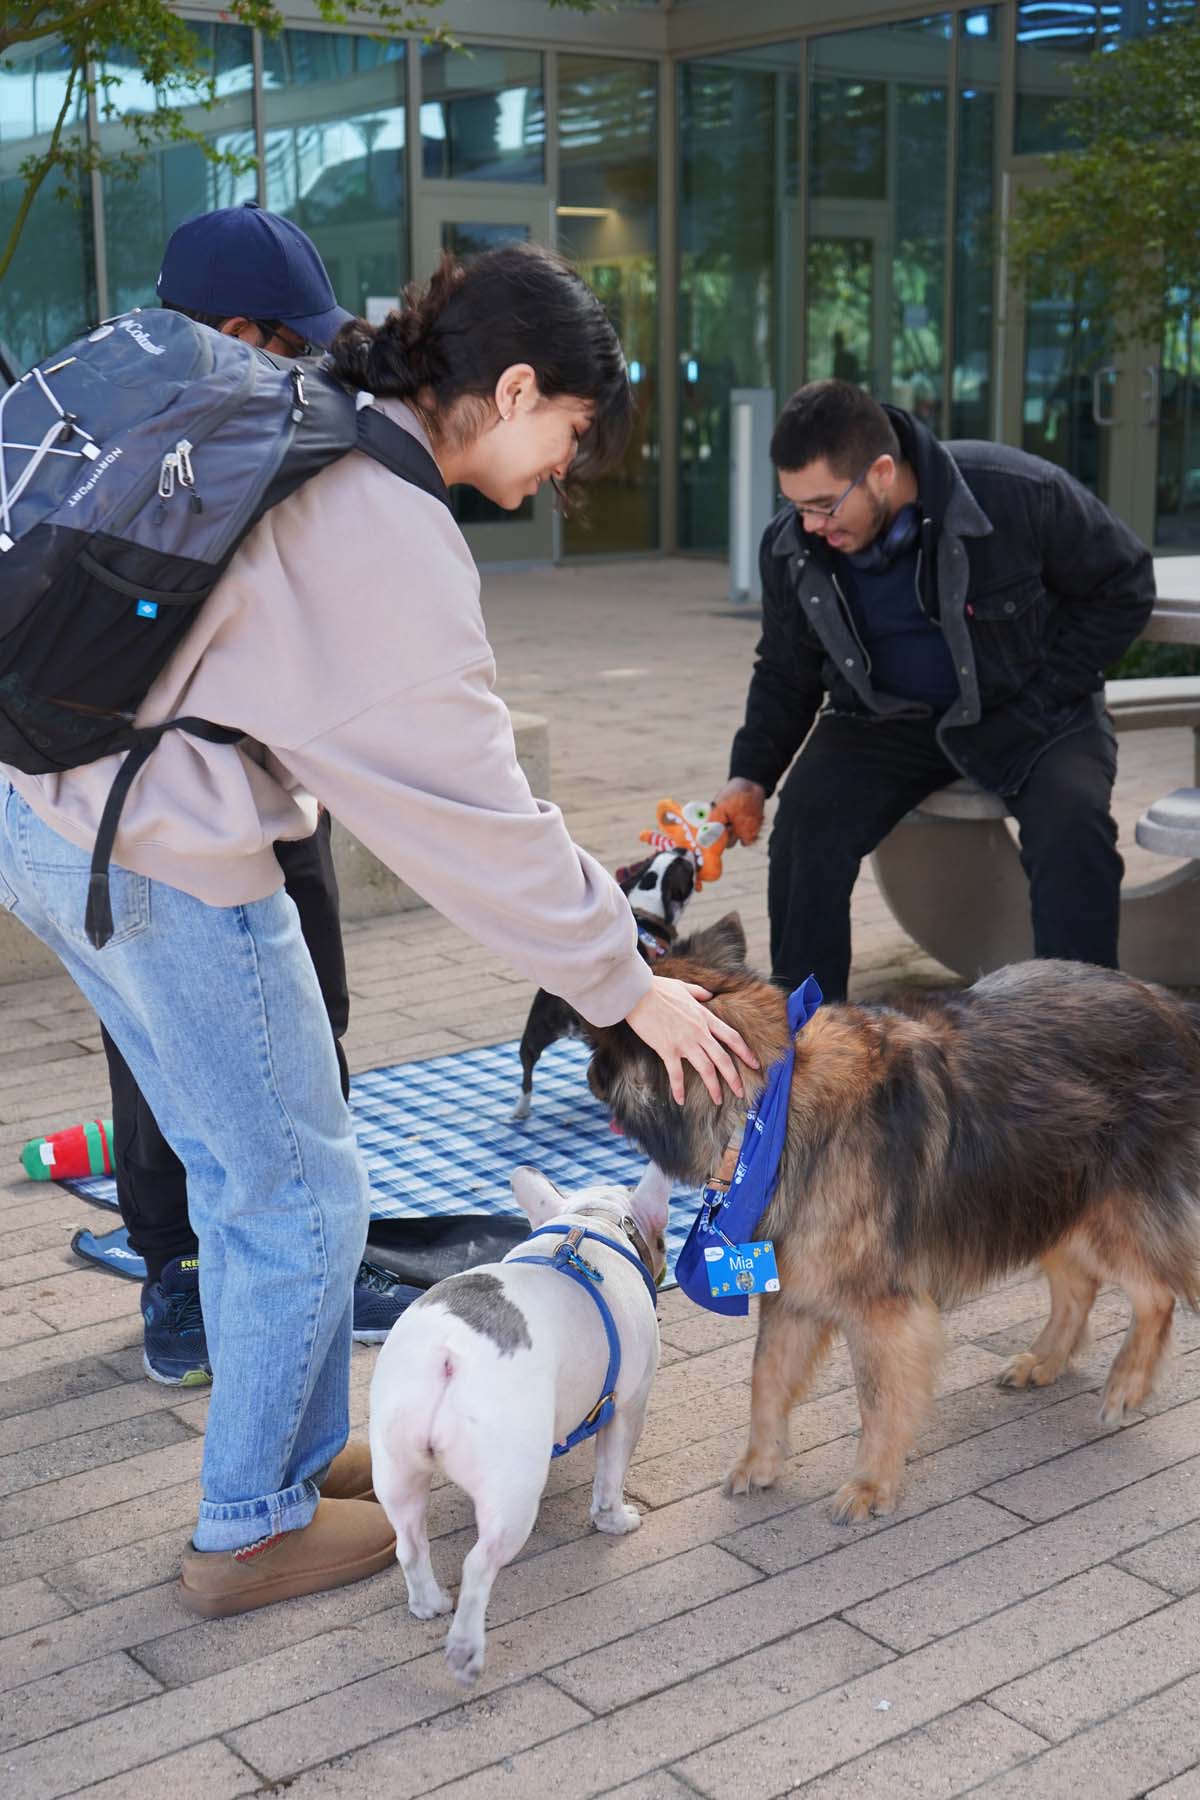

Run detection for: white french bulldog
[[368, 1163, 669, 1685]]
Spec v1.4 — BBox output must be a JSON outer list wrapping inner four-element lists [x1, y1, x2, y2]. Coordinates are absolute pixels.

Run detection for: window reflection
[[262, 32, 408, 320], [1021, 269, 1113, 497], [1157, 296, 1200, 549], [1014, 0, 1193, 153], [953, 6, 1000, 439], [558, 54, 659, 555], [0, 42, 94, 369], [420, 47, 544, 184], [806, 17, 951, 429], [678, 55, 792, 553], [99, 23, 255, 315]]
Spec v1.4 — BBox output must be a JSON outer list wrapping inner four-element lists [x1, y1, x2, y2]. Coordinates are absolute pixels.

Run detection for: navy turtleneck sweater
[[835, 543, 959, 711]]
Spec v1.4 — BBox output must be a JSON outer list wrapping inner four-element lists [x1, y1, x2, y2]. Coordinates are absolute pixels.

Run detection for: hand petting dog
[[625, 975, 756, 1106]]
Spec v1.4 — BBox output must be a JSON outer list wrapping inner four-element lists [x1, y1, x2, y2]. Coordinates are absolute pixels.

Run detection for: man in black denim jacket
[[711, 380, 1155, 1000]]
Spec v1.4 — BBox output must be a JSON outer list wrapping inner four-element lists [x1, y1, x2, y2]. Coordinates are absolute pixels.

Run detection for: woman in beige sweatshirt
[[0, 244, 753, 1616]]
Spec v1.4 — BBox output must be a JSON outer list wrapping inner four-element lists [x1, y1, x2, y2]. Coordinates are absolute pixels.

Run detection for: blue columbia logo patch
[[136, 600, 159, 619]]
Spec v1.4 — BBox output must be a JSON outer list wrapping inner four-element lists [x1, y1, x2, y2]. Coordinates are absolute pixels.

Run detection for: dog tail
[[373, 1327, 464, 1472]]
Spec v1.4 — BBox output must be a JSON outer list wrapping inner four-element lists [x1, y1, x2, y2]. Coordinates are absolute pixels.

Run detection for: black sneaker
[[141, 1255, 211, 1387], [352, 1259, 421, 1344]]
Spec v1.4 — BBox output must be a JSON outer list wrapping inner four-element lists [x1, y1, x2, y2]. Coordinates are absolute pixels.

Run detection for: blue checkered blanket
[[65, 1037, 700, 1283]]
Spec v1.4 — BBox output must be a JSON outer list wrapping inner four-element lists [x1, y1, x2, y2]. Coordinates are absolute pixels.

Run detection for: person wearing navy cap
[[155, 199, 354, 352], [96, 203, 415, 1403]]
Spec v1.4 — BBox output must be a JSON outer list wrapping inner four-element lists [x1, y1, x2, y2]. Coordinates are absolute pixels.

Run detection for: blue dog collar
[[508, 1223, 658, 1457]]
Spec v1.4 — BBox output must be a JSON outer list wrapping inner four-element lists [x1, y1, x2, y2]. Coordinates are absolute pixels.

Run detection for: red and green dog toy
[[21, 1118, 114, 1182]]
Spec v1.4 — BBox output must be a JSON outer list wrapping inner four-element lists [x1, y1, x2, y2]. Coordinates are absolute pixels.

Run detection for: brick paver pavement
[[2, 559, 1199, 1799]]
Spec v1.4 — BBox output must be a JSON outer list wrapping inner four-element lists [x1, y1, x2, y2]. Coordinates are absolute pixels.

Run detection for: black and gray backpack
[[0, 309, 448, 945]]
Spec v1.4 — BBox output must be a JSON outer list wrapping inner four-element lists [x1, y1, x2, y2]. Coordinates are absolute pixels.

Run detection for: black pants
[[767, 711, 1122, 1001], [102, 812, 351, 1283]]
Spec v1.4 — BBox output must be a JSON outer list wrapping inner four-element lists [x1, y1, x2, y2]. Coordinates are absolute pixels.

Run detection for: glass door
[[413, 188, 555, 563], [1000, 171, 1156, 543], [1158, 300, 1200, 551]]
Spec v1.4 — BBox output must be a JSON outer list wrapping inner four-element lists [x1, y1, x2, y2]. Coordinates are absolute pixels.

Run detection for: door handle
[[1142, 363, 1160, 427], [1092, 366, 1118, 427]]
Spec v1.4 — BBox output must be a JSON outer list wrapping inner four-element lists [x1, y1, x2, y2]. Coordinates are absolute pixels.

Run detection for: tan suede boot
[[318, 1441, 374, 1502], [179, 1498, 396, 1618]]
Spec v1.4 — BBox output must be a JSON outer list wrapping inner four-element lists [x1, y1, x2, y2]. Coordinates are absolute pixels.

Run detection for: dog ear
[[615, 857, 651, 892], [510, 1166, 564, 1228], [679, 911, 747, 972]]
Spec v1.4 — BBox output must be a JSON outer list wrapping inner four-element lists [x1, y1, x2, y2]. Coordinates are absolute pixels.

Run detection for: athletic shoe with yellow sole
[[140, 1254, 210, 1387]]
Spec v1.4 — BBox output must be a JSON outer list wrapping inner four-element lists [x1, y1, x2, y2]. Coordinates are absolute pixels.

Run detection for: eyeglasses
[[791, 462, 872, 522], [253, 320, 314, 358]]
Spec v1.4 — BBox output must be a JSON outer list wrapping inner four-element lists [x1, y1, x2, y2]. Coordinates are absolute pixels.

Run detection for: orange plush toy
[[639, 799, 729, 891]]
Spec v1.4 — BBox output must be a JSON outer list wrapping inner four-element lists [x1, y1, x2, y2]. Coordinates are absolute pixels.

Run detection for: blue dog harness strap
[[508, 1224, 657, 1457], [675, 976, 823, 1317]]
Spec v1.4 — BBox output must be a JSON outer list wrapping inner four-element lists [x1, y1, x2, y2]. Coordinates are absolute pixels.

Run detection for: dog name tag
[[703, 1240, 779, 1298]]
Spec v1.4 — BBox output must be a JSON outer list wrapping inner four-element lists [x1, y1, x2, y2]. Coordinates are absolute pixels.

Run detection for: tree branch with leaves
[[0, 0, 602, 285], [1007, 16, 1200, 349]]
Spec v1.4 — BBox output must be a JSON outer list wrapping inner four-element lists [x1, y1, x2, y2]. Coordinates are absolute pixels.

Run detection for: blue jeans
[[0, 781, 369, 1551]]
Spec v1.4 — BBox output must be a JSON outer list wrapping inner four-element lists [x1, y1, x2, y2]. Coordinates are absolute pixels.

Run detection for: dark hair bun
[[330, 258, 466, 400], [328, 243, 632, 494]]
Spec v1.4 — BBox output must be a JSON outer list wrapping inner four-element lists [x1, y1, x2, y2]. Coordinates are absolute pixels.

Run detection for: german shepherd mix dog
[[587, 917, 1200, 1525]]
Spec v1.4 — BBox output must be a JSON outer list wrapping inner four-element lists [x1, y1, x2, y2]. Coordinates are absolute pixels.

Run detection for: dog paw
[[1098, 1376, 1152, 1428], [997, 1352, 1063, 1391], [407, 1585, 453, 1620], [830, 1478, 896, 1524], [592, 1502, 641, 1535], [724, 1451, 782, 1497], [445, 1635, 484, 1685]]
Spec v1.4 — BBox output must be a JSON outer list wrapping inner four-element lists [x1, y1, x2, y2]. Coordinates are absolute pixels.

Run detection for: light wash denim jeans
[[0, 781, 369, 1551]]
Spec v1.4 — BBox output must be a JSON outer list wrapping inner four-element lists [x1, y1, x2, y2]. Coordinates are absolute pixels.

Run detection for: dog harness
[[508, 1224, 659, 1458], [674, 975, 823, 1317]]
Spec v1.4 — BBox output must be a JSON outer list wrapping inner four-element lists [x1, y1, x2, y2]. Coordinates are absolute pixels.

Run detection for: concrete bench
[[0, 708, 551, 982], [871, 675, 1200, 985]]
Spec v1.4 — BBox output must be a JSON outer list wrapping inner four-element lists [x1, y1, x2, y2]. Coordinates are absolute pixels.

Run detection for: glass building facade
[[0, 0, 1192, 557]]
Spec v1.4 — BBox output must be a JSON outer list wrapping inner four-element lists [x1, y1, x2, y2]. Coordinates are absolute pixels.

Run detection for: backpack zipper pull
[[157, 452, 178, 500], [173, 439, 203, 511], [290, 368, 307, 424]]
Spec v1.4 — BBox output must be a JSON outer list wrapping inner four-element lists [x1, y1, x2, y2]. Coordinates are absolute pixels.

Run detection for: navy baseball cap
[[156, 201, 354, 349]]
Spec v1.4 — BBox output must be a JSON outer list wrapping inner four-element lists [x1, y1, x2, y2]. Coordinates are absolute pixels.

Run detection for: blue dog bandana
[[675, 976, 823, 1316]]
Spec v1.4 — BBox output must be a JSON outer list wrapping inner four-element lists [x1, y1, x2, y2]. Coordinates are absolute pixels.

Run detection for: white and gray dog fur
[[368, 1164, 670, 1684]]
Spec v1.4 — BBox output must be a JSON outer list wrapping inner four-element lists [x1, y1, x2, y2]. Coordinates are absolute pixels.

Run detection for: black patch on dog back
[[413, 1272, 532, 1356]]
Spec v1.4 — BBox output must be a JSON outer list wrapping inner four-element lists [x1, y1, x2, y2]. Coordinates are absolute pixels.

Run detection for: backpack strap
[[353, 406, 450, 509], [85, 718, 242, 949], [85, 409, 447, 949]]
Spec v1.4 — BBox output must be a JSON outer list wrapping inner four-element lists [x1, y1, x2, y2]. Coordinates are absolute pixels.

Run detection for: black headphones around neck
[[845, 503, 922, 574]]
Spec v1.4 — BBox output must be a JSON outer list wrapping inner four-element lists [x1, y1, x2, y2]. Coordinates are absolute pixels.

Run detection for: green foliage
[[0, 0, 602, 283], [1008, 16, 1200, 347], [1109, 640, 1200, 680]]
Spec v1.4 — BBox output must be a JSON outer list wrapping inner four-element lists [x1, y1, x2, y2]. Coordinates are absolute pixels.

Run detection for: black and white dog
[[512, 850, 696, 1120]]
